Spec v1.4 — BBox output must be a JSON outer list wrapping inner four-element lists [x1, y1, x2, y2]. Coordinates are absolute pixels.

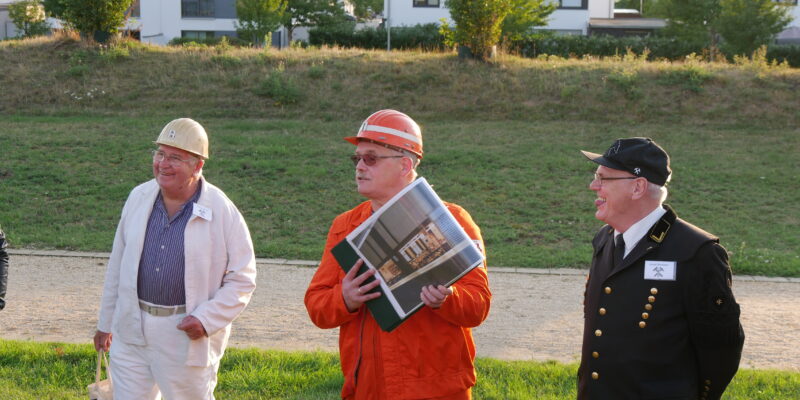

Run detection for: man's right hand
[[342, 259, 381, 312], [93, 330, 112, 352]]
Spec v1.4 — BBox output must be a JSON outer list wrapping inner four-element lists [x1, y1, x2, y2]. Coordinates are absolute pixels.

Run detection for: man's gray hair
[[648, 182, 668, 204], [399, 149, 420, 179]]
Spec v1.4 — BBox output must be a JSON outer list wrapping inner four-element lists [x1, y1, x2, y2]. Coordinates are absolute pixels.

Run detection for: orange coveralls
[[305, 201, 492, 400]]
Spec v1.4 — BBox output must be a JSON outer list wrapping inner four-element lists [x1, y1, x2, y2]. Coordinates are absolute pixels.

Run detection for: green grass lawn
[[0, 340, 797, 399], [0, 36, 798, 276]]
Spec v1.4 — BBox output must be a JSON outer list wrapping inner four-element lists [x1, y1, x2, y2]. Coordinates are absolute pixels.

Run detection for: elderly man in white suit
[[93, 118, 257, 400]]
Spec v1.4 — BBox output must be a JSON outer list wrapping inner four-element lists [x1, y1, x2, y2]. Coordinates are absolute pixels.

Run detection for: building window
[[773, 0, 798, 4], [413, 0, 440, 7], [182, 0, 215, 17], [559, 0, 587, 9], [128, 0, 141, 18], [182, 30, 216, 39]]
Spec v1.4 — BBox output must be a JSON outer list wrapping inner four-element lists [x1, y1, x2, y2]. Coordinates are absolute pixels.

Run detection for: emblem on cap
[[634, 167, 641, 175], [168, 129, 176, 138], [605, 139, 622, 156]]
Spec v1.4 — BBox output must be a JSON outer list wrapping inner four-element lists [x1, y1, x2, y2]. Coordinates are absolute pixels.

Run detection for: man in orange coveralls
[[305, 109, 492, 400]]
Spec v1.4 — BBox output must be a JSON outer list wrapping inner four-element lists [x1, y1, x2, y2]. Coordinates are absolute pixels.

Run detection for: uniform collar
[[615, 206, 667, 258]]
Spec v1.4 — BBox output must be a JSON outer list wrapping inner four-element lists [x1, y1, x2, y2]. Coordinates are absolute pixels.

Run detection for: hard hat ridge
[[345, 109, 423, 158], [155, 118, 209, 159]]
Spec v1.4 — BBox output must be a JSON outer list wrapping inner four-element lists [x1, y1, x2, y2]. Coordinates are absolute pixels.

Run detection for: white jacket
[[97, 178, 257, 367]]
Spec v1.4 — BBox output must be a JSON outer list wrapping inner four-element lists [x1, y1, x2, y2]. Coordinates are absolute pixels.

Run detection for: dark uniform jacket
[[578, 206, 744, 400], [0, 228, 8, 310]]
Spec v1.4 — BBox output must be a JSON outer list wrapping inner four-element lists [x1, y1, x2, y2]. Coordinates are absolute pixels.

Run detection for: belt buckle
[[153, 305, 170, 317], [140, 301, 182, 317]]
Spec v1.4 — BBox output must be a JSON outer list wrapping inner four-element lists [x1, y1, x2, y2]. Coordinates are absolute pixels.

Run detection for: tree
[[446, 0, 512, 60], [716, 0, 791, 56], [56, 0, 134, 41], [501, 0, 556, 42], [350, 0, 382, 20], [8, 0, 50, 38], [235, 0, 288, 47], [659, 0, 790, 58], [281, 0, 348, 43]]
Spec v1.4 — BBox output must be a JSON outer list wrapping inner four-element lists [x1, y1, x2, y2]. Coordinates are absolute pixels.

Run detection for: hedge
[[309, 23, 446, 50]]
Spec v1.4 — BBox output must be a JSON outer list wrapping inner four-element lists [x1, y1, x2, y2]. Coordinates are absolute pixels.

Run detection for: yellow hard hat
[[155, 118, 209, 159]]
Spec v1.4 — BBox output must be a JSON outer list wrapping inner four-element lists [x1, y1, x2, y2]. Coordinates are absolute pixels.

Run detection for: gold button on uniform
[[650, 287, 658, 295], [595, 329, 602, 337], [591, 372, 599, 380], [599, 308, 606, 316], [645, 304, 653, 311], [642, 312, 649, 319], [592, 351, 599, 358], [648, 296, 656, 303], [604, 287, 612, 294], [639, 321, 647, 328], [705, 380, 711, 385]]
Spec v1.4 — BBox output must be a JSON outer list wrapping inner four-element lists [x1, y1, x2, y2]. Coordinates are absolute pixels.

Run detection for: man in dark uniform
[[578, 138, 744, 400]]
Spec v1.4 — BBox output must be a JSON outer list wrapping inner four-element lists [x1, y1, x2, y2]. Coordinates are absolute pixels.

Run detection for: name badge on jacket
[[192, 203, 213, 221], [644, 260, 676, 281]]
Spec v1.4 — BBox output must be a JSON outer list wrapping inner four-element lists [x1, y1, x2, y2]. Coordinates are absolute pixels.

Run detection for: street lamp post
[[386, 0, 392, 51]]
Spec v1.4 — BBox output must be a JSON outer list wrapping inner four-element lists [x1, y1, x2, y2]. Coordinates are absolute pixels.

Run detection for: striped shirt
[[137, 182, 202, 306]]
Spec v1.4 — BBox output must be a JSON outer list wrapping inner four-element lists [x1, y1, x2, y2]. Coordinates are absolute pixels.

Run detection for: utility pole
[[386, 0, 392, 51]]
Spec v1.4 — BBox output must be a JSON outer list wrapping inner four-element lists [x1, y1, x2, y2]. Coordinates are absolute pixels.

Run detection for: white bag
[[87, 350, 113, 400]]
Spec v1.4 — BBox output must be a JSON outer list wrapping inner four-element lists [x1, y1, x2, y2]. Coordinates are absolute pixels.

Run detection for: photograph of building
[[348, 179, 484, 317]]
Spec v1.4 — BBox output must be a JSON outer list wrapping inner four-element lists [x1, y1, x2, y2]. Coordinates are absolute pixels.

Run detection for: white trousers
[[109, 310, 220, 400]]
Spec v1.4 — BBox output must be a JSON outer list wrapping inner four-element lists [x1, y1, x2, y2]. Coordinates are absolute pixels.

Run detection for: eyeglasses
[[593, 172, 639, 186], [152, 149, 196, 165], [350, 154, 404, 167]]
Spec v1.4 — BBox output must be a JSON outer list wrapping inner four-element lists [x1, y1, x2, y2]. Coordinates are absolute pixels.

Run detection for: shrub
[[168, 36, 249, 48], [60, 0, 133, 41], [8, 0, 50, 38], [510, 34, 704, 61], [447, 0, 512, 60], [767, 44, 800, 68], [97, 45, 131, 62], [509, 33, 800, 68], [211, 54, 243, 68], [253, 69, 302, 105], [658, 65, 715, 92], [309, 23, 445, 50]]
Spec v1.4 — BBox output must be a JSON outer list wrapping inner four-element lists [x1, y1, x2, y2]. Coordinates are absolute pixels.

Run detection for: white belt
[[139, 300, 186, 317]]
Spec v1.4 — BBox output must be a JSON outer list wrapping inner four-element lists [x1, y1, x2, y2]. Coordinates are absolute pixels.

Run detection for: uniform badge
[[644, 260, 676, 281]]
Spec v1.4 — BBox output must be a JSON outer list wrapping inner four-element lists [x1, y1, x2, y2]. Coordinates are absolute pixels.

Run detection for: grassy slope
[[0, 35, 798, 275]]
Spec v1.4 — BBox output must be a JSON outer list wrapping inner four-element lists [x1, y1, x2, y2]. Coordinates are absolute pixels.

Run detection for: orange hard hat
[[344, 109, 423, 158]]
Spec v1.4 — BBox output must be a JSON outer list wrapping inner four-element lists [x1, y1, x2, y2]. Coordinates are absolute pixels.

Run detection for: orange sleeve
[[433, 204, 492, 328], [304, 215, 360, 329]]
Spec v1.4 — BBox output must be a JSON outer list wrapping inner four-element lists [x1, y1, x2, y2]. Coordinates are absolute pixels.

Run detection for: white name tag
[[192, 203, 212, 221], [644, 260, 676, 281]]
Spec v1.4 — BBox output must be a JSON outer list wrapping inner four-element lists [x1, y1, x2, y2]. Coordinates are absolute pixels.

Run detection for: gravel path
[[1, 252, 797, 372]]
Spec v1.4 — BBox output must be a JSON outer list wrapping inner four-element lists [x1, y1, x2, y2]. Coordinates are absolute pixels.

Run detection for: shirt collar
[[615, 205, 667, 258], [155, 180, 203, 219]]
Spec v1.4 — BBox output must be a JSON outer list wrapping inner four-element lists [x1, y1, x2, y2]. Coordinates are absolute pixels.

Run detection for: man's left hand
[[177, 315, 208, 340], [421, 285, 452, 309]]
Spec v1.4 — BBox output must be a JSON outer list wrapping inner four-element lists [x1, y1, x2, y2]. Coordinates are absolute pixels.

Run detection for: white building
[[1, 0, 21, 39], [2, 0, 799, 45], [776, 0, 800, 44], [384, 0, 612, 36]]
